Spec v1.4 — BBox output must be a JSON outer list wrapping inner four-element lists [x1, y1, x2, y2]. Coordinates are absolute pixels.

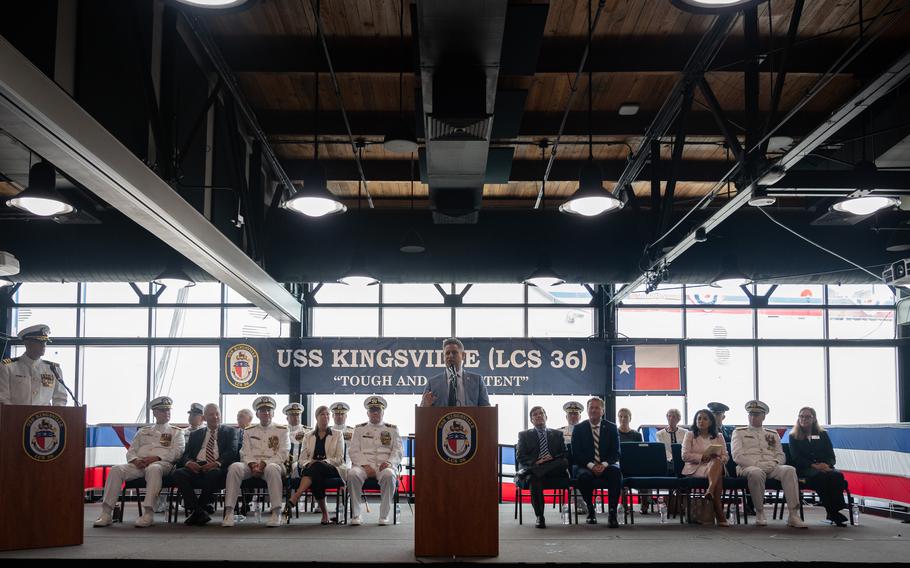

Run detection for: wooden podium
[[415, 406, 498, 557], [0, 405, 86, 551]]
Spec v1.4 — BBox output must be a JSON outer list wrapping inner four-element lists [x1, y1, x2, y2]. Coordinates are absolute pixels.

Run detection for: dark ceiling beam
[[261, 110, 825, 139], [218, 36, 902, 75], [282, 158, 734, 182]]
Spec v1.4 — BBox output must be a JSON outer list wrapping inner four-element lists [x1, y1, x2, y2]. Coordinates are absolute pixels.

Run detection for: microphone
[[49, 364, 82, 407]]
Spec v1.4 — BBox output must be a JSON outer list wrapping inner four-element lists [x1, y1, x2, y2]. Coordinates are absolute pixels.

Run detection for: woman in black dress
[[289, 405, 346, 524], [788, 407, 849, 527]]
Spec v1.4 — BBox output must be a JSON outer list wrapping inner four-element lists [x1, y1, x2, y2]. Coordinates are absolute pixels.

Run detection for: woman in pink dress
[[681, 409, 729, 526]]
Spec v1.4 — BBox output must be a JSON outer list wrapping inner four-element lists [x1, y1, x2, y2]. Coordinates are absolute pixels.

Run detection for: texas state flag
[[613, 345, 681, 391]]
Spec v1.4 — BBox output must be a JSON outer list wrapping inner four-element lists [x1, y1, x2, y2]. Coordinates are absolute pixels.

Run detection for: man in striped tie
[[516, 406, 569, 528], [571, 397, 622, 527], [172, 403, 241, 526]]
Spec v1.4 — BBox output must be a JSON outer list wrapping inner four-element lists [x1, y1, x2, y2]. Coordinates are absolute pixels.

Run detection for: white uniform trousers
[[225, 462, 284, 512], [738, 464, 801, 513], [101, 462, 175, 510], [348, 465, 397, 519]]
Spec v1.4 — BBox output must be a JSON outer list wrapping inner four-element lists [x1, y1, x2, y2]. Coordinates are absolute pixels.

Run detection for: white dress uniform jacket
[[731, 425, 802, 522], [225, 423, 290, 517], [0, 356, 68, 406], [348, 421, 403, 522]]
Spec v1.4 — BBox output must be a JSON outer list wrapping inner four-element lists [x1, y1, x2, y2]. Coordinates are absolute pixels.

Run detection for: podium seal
[[23, 411, 67, 462], [436, 412, 478, 465]]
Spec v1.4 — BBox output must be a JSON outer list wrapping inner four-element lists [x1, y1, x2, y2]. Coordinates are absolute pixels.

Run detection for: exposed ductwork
[[418, 0, 508, 224]]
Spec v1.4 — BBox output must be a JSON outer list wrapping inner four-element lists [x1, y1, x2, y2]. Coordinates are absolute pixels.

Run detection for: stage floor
[[2, 502, 908, 563]]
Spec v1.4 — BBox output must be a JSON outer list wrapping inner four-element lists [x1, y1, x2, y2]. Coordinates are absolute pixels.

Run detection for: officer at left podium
[[0, 324, 68, 406], [93, 396, 186, 527]]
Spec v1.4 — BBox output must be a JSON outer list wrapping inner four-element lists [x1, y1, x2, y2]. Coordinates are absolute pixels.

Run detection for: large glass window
[[686, 308, 752, 339], [156, 282, 222, 304], [829, 347, 898, 424], [12, 307, 77, 337], [491, 394, 525, 444], [757, 308, 824, 339], [456, 308, 523, 337], [620, 284, 683, 305], [15, 282, 78, 303], [529, 284, 593, 305], [313, 283, 379, 304], [828, 309, 895, 339], [312, 308, 379, 337], [82, 308, 149, 338], [528, 308, 595, 337], [383, 308, 451, 337], [617, 308, 683, 338], [83, 282, 146, 304], [382, 284, 445, 304], [81, 346, 149, 424], [827, 284, 894, 306], [224, 307, 283, 338], [685, 346, 754, 426], [758, 347, 826, 424], [151, 346, 220, 420], [460, 283, 524, 304], [154, 308, 221, 338]]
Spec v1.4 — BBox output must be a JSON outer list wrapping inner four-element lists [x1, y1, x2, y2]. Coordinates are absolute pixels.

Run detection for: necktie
[[448, 371, 457, 406], [592, 423, 601, 463], [205, 428, 217, 462], [537, 429, 551, 460]]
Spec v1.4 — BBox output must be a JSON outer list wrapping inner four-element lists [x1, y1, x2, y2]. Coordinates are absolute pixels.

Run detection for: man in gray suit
[[421, 338, 490, 407]]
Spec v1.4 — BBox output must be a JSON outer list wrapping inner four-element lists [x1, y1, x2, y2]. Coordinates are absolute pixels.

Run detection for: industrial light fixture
[[748, 186, 776, 207], [832, 195, 900, 216], [559, 161, 624, 216], [0, 278, 12, 287], [383, 0, 418, 154], [7, 161, 75, 217], [886, 230, 910, 253], [399, 228, 426, 254], [711, 256, 750, 288], [283, 54, 346, 218], [174, 0, 248, 8], [694, 227, 708, 242], [338, 253, 379, 286], [283, 166, 347, 218], [560, 9, 624, 219], [152, 263, 196, 289], [524, 254, 565, 288], [618, 103, 640, 116], [670, 0, 765, 15]]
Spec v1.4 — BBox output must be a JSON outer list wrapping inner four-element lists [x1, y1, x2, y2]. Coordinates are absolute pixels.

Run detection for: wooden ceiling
[[204, 0, 910, 207]]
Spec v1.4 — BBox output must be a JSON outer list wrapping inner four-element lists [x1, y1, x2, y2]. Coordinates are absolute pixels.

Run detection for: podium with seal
[[414, 406, 498, 557], [0, 404, 86, 551]]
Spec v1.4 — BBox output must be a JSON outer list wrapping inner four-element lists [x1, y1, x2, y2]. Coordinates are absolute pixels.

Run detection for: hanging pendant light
[[7, 161, 75, 217], [283, 10, 346, 219], [832, 195, 899, 216], [152, 262, 196, 289], [399, 228, 426, 254], [338, 252, 379, 286], [711, 256, 750, 288], [560, 2, 623, 218], [524, 262, 565, 288]]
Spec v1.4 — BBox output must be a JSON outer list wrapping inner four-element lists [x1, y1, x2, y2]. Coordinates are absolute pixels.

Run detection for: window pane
[[686, 308, 753, 339], [619, 284, 683, 305], [15, 282, 78, 304], [614, 396, 687, 427], [828, 309, 895, 339], [528, 284, 593, 305], [383, 308, 451, 337], [11, 345, 76, 399], [758, 347, 826, 424], [456, 308, 523, 337], [382, 284, 445, 304], [616, 308, 683, 339], [11, 307, 77, 337], [827, 284, 894, 306], [156, 282, 222, 304], [223, 394, 290, 425], [313, 283, 379, 304], [686, 285, 750, 305], [151, 347, 220, 423], [226, 285, 252, 304], [460, 283, 524, 304], [81, 346, 148, 424], [757, 308, 823, 339], [528, 308, 595, 337], [224, 307, 283, 338], [82, 308, 149, 337], [829, 347, 897, 424], [490, 395, 525, 444], [382, 394, 422, 436], [685, 346, 754, 427], [83, 282, 146, 304], [154, 308, 221, 338], [312, 308, 379, 337], [757, 284, 823, 305]]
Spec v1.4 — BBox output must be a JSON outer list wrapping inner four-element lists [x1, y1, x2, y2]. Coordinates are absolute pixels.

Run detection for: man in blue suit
[[571, 397, 622, 527], [421, 338, 490, 407]]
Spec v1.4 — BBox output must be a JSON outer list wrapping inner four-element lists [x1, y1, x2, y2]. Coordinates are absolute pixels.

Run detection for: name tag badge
[[810, 435, 820, 440]]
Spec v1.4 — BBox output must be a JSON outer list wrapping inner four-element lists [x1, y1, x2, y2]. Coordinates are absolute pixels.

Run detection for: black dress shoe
[[203, 505, 215, 515], [535, 516, 546, 529], [831, 511, 848, 526], [608, 512, 619, 528], [586, 514, 597, 525], [184, 510, 204, 526]]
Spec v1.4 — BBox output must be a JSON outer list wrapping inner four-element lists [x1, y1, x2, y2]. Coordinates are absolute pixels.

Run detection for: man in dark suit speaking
[[516, 406, 569, 528], [172, 403, 241, 525], [421, 337, 490, 407], [571, 397, 623, 527]]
